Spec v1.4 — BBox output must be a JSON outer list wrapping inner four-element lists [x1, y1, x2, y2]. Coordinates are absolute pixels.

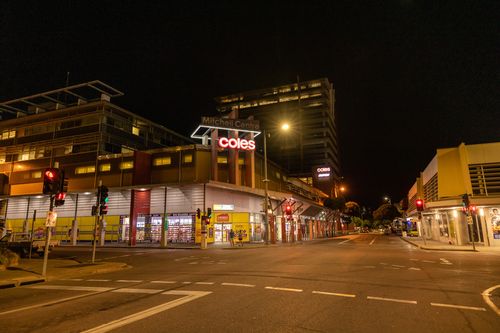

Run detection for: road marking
[[312, 291, 356, 298], [112, 288, 162, 294], [338, 239, 351, 245], [60, 278, 84, 281], [430, 303, 486, 312], [28, 285, 113, 292], [409, 258, 419, 261], [369, 238, 376, 245], [119, 255, 131, 257], [422, 260, 435, 263], [392, 265, 405, 268], [482, 285, 500, 316], [81, 291, 212, 333], [151, 281, 177, 284], [188, 262, 198, 265], [408, 267, 421, 271], [195, 282, 215, 285], [439, 258, 452, 265], [380, 262, 388, 265], [116, 280, 143, 283], [87, 279, 111, 282], [0, 291, 105, 316], [367, 296, 417, 304], [221, 283, 255, 288], [265, 286, 303, 292]]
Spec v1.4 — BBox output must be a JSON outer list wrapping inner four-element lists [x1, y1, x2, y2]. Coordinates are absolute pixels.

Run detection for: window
[[132, 126, 140, 136], [153, 157, 172, 166], [99, 164, 111, 172], [120, 161, 134, 170], [1, 130, 16, 140], [183, 154, 193, 163], [217, 156, 227, 164], [75, 166, 96, 174], [0, 154, 5, 164], [121, 146, 134, 153], [31, 171, 42, 178]]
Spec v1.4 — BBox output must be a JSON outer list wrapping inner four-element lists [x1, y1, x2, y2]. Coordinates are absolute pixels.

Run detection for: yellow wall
[[437, 147, 468, 198], [466, 142, 500, 164]]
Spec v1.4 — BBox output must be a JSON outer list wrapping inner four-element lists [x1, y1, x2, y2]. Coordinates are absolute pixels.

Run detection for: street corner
[[44, 260, 131, 282], [482, 285, 500, 317]]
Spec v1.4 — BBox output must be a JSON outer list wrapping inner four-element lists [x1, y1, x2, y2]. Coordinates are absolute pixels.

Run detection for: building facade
[[405, 142, 500, 247], [214, 78, 340, 196], [0, 82, 336, 246]]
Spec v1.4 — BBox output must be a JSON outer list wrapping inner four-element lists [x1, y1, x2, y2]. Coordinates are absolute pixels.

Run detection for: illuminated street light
[[263, 122, 291, 244]]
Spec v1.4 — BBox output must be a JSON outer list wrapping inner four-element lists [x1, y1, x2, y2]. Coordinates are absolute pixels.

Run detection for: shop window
[[31, 171, 42, 179], [100, 164, 111, 172], [153, 156, 172, 166], [132, 126, 140, 136], [75, 165, 96, 174], [217, 156, 227, 164], [120, 161, 134, 170], [183, 154, 193, 163]]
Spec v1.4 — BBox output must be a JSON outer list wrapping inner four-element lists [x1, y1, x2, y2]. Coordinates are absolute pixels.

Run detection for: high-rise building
[[215, 78, 340, 195]]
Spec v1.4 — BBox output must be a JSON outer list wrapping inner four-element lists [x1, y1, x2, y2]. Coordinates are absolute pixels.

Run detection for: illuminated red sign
[[218, 137, 256, 150]]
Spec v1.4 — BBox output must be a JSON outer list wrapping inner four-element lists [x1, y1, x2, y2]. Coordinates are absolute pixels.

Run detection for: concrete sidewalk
[[401, 236, 500, 253], [0, 258, 129, 289]]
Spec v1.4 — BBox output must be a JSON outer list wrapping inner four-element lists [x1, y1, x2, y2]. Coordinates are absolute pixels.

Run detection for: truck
[[0, 232, 59, 257]]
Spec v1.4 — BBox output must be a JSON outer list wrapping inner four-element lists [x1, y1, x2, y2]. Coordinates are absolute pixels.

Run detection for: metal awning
[[0, 80, 124, 117], [301, 205, 323, 217]]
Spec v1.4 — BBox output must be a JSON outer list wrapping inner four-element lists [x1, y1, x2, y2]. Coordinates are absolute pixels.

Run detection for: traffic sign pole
[[42, 196, 54, 277]]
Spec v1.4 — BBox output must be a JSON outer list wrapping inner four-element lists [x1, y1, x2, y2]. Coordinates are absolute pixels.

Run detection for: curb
[[400, 237, 476, 252]]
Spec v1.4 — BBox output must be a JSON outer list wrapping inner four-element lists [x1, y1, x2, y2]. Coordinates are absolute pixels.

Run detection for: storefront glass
[[167, 214, 195, 243]]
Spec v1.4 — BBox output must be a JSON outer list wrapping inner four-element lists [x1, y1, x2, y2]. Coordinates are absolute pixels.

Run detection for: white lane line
[[151, 281, 177, 284], [59, 278, 84, 281], [28, 285, 113, 292], [265, 286, 303, 293], [422, 260, 435, 263], [439, 258, 452, 265], [392, 265, 405, 268], [188, 262, 198, 265], [338, 239, 351, 245], [116, 280, 143, 283], [367, 296, 417, 304], [380, 262, 388, 265], [408, 267, 421, 271], [0, 291, 105, 316], [430, 303, 486, 312], [369, 238, 376, 245], [221, 283, 255, 288], [195, 282, 215, 285], [81, 291, 212, 333], [112, 288, 163, 294], [482, 285, 500, 316], [312, 291, 356, 298], [87, 279, 111, 282]]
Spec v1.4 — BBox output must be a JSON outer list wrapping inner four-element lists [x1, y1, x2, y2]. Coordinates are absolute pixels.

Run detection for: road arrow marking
[[81, 291, 212, 333]]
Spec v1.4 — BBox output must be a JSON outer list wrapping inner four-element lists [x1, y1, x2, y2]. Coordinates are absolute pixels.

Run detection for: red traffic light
[[416, 199, 424, 211], [470, 205, 477, 214], [55, 192, 66, 200], [45, 170, 56, 180]]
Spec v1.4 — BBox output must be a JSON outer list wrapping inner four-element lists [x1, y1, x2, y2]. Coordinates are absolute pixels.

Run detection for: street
[[1, 234, 499, 333]]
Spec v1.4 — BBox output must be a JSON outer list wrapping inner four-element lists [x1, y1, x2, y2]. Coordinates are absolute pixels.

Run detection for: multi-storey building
[[405, 142, 500, 247], [214, 78, 340, 196], [0, 81, 335, 246]]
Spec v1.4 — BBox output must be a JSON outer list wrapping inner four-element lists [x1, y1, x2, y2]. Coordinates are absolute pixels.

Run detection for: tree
[[372, 203, 401, 225], [344, 201, 361, 217], [323, 197, 346, 211]]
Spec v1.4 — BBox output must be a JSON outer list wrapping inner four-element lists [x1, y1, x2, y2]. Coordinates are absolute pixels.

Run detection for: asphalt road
[[1, 234, 499, 333]]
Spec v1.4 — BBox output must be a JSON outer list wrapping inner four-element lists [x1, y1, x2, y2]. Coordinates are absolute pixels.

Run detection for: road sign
[[46, 211, 58, 227]]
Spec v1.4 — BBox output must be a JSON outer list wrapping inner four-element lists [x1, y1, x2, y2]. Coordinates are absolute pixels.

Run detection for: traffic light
[[54, 192, 66, 207], [60, 170, 68, 193], [462, 194, 470, 209], [207, 207, 212, 218], [205, 216, 210, 225], [285, 204, 292, 216], [470, 205, 477, 215], [416, 199, 424, 212], [99, 186, 109, 206], [99, 204, 108, 215], [43, 168, 62, 195], [196, 208, 201, 219]]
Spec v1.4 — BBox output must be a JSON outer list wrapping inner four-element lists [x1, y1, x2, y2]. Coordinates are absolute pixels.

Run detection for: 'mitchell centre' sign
[[200, 117, 260, 131]]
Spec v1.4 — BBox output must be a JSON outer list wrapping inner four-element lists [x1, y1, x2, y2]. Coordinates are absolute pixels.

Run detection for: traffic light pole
[[42, 196, 54, 277], [418, 212, 426, 246], [92, 182, 102, 263]]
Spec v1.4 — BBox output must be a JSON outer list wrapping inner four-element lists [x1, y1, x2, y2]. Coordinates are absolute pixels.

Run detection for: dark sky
[[1, 1, 498, 208]]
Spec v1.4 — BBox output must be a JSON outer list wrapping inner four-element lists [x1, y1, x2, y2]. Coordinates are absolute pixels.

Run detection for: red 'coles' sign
[[218, 137, 256, 150]]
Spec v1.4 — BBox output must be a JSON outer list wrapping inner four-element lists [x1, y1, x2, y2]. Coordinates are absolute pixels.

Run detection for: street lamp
[[383, 196, 391, 204], [263, 122, 290, 245]]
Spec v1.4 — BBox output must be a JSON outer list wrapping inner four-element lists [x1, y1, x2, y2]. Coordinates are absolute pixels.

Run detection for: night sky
[[1, 1, 498, 208]]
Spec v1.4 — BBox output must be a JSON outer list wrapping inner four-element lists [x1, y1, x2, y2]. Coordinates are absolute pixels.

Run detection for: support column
[[281, 217, 287, 243]]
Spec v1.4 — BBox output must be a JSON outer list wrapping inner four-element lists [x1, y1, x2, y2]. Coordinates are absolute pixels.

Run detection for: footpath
[[0, 259, 129, 289], [401, 236, 500, 254]]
